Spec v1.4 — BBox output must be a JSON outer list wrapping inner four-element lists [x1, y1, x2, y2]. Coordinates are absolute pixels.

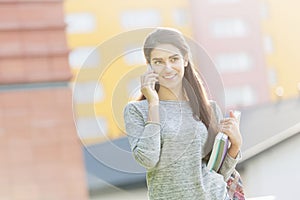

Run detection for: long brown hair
[[137, 28, 218, 157]]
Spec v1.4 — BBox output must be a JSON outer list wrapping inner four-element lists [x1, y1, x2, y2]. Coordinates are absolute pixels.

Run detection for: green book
[[207, 132, 229, 172]]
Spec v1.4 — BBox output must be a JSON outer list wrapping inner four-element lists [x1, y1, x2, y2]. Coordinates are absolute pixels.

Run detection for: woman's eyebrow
[[169, 54, 180, 58], [151, 57, 163, 61], [151, 54, 180, 61]]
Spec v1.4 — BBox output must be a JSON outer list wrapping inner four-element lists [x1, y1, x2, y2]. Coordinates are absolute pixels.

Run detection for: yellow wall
[[64, 0, 192, 47], [64, 0, 193, 144], [262, 0, 300, 100]]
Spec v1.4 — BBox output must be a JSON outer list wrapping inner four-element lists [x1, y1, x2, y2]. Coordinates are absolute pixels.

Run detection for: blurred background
[[0, 0, 299, 199]]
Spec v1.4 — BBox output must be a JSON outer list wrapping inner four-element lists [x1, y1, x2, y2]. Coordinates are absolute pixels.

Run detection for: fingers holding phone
[[140, 65, 159, 103]]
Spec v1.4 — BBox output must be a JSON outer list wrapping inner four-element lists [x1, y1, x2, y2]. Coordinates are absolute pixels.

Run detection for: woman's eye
[[154, 61, 162, 65], [170, 57, 179, 62]]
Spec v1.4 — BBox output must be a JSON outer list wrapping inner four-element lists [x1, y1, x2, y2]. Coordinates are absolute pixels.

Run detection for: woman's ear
[[184, 61, 188, 67]]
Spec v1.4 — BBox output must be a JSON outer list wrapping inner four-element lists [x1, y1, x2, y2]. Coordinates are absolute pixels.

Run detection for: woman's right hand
[[140, 67, 159, 103]]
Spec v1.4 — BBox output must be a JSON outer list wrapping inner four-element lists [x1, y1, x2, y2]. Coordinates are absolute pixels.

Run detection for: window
[[215, 52, 252, 73], [268, 68, 277, 86], [69, 47, 100, 69], [73, 81, 105, 104], [65, 13, 96, 34], [121, 10, 161, 29], [263, 36, 274, 54], [225, 85, 257, 106], [211, 18, 248, 38], [123, 49, 146, 66], [260, 0, 269, 19], [76, 117, 108, 139], [173, 9, 189, 26]]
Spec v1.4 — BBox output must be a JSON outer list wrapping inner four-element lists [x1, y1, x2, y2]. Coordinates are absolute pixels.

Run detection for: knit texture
[[123, 100, 241, 200]]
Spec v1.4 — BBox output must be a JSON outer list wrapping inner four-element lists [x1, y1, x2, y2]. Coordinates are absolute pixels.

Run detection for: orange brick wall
[[0, 0, 89, 199], [0, 0, 71, 84], [0, 88, 88, 199]]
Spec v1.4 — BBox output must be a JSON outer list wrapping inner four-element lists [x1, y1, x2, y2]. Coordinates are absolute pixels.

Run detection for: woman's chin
[[159, 82, 181, 90]]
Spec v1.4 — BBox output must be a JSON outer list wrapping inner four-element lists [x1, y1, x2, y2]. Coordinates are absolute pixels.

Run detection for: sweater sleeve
[[210, 101, 242, 181], [123, 102, 161, 170], [219, 150, 242, 181]]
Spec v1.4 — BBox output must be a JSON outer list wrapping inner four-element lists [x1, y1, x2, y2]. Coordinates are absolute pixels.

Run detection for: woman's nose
[[164, 61, 173, 70]]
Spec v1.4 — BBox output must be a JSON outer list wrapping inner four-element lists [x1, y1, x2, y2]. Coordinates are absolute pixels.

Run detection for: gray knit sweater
[[123, 100, 241, 200]]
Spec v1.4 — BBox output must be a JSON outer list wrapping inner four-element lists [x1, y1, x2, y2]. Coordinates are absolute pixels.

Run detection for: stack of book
[[207, 132, 229, 172]]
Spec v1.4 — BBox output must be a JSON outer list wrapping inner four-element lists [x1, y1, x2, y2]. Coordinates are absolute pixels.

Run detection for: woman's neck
[[158, 85, 188, 101]]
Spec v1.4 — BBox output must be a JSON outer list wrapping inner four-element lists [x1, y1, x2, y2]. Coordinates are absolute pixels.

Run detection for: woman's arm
[[219, 150, 242, 181], [211, 101, 242, 181], [123, 102, 161, 170]]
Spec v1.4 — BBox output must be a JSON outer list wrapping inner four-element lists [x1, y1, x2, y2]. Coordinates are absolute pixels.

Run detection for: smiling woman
[[123, 27, 243, 200], [149, 43, 188, 99]]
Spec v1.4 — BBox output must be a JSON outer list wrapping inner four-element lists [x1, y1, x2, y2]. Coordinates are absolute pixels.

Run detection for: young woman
[[123, 28, 242, 200]]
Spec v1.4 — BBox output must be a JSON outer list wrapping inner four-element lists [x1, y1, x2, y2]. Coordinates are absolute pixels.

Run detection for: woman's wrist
[[228, 145, 240, 159], [148, 100, 159, 123], [148, 100, 159, 107]]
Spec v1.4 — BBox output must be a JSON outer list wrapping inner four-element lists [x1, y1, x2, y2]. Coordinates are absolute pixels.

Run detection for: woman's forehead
[[150, 44, 181, 59]]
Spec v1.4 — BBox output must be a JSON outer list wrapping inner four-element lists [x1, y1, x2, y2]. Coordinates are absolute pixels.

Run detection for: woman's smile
[[162, 73, 177, 80]]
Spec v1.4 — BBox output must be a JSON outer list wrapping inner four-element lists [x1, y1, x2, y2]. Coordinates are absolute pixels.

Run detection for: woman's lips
[[162, 74, 177, 80]]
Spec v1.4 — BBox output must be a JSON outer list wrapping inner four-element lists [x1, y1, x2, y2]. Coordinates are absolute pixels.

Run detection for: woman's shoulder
[[208, 100, 221, 110], [208, 100, 223, 121], [208, 100, 217, 106], [125, 99, 148, 108], [123, 99, 148, 114], [208, 100, 217, 112]]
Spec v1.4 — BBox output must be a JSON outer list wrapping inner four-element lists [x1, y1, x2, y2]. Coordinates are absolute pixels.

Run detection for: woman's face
[[149, 44, 187, 90]]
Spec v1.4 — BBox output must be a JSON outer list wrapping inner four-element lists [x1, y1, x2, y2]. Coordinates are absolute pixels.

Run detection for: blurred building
[[190, 0, 270, 108], [260, 0, 300, 100], [0, 0, 88, 199], [189, 0, 300, 107]]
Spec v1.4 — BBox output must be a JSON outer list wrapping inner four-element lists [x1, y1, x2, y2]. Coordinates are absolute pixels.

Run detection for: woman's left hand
[[219, 111, 242, 158]]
